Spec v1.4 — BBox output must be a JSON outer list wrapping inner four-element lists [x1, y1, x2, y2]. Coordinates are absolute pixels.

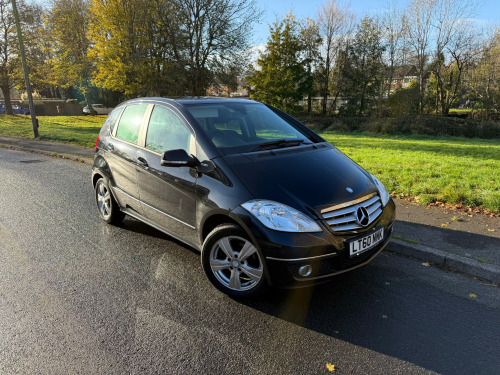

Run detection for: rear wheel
[[95, 177, 124, 224], [202, 224, 267, 297]]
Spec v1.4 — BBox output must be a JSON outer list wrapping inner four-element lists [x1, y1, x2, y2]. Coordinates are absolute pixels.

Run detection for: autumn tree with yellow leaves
[[87, 0, 260, 98], [46, 0, 94, 111]]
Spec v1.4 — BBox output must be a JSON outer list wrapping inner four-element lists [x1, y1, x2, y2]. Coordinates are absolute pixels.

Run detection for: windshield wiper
[[250, 139, 310, 152]]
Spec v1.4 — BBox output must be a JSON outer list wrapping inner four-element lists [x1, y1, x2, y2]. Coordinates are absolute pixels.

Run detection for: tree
[[47, 0, 95, 111], [0, 0, 41, 114], [89, 0, 260, 97], [88, 0, 153, 97], [429, 0, 479, 115], [246, 12, 306, 112], [380, 0, 406, 99], [300, 18, 322, 113], [405, 0, 480, 114], [169, 0, 260, 96], [338, 17, 385, 116], [467, 29, 500, 118], [404, 0, 435, 113], [317, 0, 354, 114]]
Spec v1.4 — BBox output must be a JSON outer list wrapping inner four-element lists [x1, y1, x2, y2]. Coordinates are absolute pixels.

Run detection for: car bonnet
[[222, 143, 378, 219]]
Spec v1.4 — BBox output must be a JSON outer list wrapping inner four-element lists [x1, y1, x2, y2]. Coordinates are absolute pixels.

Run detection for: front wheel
[[95, 177, 124, 225], [202, 224, 267, 297]]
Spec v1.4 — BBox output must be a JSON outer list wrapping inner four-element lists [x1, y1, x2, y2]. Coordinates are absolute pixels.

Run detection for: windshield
[[184, 102, 314, 154]]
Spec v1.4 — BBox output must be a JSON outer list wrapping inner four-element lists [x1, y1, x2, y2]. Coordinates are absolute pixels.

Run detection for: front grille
[[320, 193, 383, 232]]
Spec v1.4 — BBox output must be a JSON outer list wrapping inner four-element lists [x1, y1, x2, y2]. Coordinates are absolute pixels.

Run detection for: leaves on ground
[[469, 293, 477, 299], [421, 262, 431, 267], [326, 363, 335, 372]]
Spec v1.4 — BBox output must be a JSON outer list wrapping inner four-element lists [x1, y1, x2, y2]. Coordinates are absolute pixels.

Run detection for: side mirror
[[161, 149, 198, 168]]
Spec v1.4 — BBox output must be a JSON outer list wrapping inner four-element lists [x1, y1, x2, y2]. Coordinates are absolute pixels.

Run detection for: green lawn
[[1, 115, 499, 212], [0, 115, 106, 148], [321, 132, 500, 212]]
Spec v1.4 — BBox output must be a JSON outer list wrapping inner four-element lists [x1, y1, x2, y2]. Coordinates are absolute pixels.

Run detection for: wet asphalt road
[[0, 148, 499, 375]]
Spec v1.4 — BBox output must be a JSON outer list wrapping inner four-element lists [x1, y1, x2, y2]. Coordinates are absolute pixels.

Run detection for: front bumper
[[231, 199, 396, 288]]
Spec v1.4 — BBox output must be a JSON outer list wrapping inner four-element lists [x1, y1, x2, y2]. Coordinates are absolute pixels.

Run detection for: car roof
[[118, 97, 258, 110]]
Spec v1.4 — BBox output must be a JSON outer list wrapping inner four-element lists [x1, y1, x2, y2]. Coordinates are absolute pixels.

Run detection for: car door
[[136, 104, 199, 245], [106, 103, 150, 215]]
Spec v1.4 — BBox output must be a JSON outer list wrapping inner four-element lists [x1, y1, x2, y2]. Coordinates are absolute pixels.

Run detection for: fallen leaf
[[382, 315, 388, 319], [326, 363, 335, 372], [441, 223, 448, 227], [488, 229, 495, 232], [469, 293, 477, 299], [422, 262, 430, 267]]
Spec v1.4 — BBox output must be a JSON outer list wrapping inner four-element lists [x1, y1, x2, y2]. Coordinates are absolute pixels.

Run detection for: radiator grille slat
[[320, 194, 383, 232]]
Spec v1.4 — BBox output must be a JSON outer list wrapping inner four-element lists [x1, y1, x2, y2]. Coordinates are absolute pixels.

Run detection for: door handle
[[137, 157, 148, 167], [107, 143, 114, 151]]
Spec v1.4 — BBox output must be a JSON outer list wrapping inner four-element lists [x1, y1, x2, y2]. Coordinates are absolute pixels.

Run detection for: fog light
[[298, 265, 312, 277]]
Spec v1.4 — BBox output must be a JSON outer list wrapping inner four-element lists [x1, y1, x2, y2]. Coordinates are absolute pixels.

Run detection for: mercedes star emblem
[[356, 206, 370, 226]]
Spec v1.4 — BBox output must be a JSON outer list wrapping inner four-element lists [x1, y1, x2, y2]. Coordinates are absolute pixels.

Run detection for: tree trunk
[[322, 55, 330, 115], [1, 82, 13, 115], [83, 92, 95, 115]]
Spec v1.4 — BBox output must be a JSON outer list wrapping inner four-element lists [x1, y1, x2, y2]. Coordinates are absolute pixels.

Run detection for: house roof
[[388, 65, 418, 78]]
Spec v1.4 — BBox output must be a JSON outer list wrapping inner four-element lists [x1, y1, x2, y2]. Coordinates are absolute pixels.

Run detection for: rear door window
[[115, 104, 149, 144], [145, 105, 192, 154]]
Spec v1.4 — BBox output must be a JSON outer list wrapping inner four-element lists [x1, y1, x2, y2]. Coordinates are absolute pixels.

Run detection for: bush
[[294, 114, 500, 139]]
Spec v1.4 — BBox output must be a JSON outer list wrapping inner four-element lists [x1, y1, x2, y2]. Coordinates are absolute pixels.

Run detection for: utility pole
[[11, 0, 38, 138]]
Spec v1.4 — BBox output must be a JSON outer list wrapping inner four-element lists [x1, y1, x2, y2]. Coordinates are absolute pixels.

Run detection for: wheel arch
[[201, 213, 240, 244], [91, 155, 113, 188]]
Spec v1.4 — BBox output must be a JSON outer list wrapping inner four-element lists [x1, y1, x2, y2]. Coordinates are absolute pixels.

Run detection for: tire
[[95, 177, 125, 225], [202, 224, 267, 297]]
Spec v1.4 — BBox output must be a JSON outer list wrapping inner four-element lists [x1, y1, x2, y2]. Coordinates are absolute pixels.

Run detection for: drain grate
[[19, 159, 46, 164]]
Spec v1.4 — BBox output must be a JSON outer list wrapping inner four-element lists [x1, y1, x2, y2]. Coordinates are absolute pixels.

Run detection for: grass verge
[[321, 132, 500, 212], [0, 114, 105, 148], [0, 115, 499, 212]]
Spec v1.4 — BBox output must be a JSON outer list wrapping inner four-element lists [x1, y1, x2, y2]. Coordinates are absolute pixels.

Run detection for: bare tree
[[430, 0, 480, 114], [466, 28, 500, 118], [317, 0, 354, 114], [380, 0, 406, 99], [404, 0, 436, 113], [169, 0, 262, 96]]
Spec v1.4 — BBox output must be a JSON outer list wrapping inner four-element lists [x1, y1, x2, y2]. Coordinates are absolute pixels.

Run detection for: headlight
[[241, 200, 322, 232], [372, 175, 390, 206]]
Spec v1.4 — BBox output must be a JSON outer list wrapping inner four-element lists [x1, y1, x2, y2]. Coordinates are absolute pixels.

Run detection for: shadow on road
[[112, 216, 499, 375]]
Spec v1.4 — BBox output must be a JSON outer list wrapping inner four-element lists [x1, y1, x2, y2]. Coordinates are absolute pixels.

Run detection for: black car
[[92, 98, 395, 297]]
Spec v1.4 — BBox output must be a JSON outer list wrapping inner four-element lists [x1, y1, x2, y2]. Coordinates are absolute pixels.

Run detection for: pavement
[[1, 134, 499, 284]]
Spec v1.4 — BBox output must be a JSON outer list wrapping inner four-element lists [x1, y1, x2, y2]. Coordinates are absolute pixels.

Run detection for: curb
[[0, 143, 93, 165], [388, 239, 500, 284]]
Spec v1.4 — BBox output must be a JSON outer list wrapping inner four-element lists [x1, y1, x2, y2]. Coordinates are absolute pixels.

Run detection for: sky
[[252, 0, 500, 44]]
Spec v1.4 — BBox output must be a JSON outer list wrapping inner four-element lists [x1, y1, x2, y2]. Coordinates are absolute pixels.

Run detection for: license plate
[[348, 227, 384, 257]]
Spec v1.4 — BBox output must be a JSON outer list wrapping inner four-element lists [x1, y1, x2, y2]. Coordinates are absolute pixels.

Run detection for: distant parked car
[[12, 104, 30, 115], [83, 104, 113, 115], [0, 104, 30, 115]]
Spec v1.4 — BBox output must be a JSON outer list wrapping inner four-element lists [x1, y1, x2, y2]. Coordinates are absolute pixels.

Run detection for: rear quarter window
[[103, 107, 123, 134], [115, 104, 149, 144]]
